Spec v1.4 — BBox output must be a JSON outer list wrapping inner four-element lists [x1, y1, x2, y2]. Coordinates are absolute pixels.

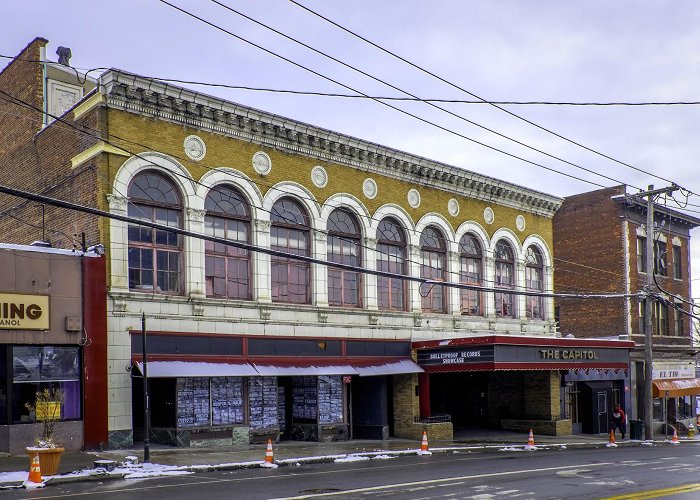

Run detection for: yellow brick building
[[1, 39, 633, 449]]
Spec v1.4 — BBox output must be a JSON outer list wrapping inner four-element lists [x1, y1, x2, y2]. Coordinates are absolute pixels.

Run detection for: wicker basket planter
[[26, 447, 65, 476]]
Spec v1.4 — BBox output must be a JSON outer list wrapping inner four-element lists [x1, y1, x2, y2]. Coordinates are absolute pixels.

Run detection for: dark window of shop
[[675, 306, 684, 336], [654, 301, 669, 336], [494, 239, 515, 318], [127, 171, 183, 294], [636, 236, 646, 273], [327, 208, 362, 307], [12, 346, 81, 424], [204, 185, 251, 299], [654, 240, 667, 276], [459, 233, 482, 316], [420, 226, 447, 313], [673, 245, 682, 279], [376, 218, 407, 311], [640, 300, 670, 336], [271, 198, 311, 304], [525, 245, 544, 319]]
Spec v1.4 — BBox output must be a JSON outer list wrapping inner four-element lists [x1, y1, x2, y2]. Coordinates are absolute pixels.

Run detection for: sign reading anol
[[0, 293, 50, 330]]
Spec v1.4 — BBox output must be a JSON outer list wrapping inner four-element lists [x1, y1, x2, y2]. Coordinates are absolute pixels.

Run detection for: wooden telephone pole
[[635, 184, 678, 441]]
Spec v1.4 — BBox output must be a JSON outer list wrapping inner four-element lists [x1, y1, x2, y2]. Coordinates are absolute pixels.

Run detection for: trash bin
[[629, 419, 644, 440]]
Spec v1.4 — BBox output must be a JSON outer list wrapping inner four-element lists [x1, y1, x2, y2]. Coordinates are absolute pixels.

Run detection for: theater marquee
[[415, 336, 632, 372], [0, 293, 50, 330]]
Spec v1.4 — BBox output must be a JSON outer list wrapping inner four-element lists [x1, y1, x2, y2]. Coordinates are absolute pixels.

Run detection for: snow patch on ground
[[0, 471, 30, 485], [334, 455, 370, 463], [371, 455, 395, 460]]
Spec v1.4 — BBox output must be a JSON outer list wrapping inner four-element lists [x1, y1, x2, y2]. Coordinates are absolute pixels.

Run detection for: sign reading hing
[[0, 293, 50, 330]]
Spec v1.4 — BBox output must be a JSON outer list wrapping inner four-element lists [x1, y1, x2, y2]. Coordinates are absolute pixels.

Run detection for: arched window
[[127, 171, 183, 294], [376, 218, 406, 311], [525, 245, 544, 319], [459, 233, 482, 315], [327, 208, 361, 307], [494, 239, 515, 317], [420, 226, 447, 313], [270, 198, 311, 304], [204, 185, 251, 299]]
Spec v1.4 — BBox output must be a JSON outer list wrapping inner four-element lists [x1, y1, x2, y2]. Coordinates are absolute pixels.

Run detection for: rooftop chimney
[[56, 46, 71, 66]]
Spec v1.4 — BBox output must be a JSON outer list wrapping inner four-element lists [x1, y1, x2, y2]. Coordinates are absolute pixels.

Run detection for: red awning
[[653, 378, 700, 398]]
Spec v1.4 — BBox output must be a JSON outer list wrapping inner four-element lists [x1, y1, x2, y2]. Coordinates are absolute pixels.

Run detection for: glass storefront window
[[12, 346, 81, 424]]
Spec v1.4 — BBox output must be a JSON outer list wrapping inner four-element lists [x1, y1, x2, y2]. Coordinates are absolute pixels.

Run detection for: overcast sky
[[3, 1, 700, 300]]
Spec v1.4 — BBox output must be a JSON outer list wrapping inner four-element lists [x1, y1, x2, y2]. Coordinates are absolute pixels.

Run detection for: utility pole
[[636, 184, 678, 441], [142, 312, 150, 463]]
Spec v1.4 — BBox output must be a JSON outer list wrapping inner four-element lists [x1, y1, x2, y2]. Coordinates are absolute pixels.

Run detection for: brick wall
[[0, 38, 103, 250], [553, 186, 628, 337]]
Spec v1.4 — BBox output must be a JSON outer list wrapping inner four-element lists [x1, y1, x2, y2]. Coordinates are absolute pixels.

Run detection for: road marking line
[[601, 482, 700, 500], [269, 462, 613, 500]]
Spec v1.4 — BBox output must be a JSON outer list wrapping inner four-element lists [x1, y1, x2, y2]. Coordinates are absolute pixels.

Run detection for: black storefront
[[130, 333, 422, 446], [414, 336, 633, 436]]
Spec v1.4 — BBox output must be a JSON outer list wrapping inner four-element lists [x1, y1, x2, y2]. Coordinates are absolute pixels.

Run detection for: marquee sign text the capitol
[[429, 350, 483, 364]]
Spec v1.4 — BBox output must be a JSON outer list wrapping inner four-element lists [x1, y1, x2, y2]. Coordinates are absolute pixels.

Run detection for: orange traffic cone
[[671, 429, 679, 444], [523, 429, 536, 450], [606, 429, 617, 448], [265, 439, 274, 464], [27, 453, 42, 483], [417, 430, 432, 455], [420, 431, 429, 452]]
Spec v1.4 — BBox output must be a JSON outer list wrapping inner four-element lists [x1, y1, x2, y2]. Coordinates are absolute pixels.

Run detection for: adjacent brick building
[[554, 185, 700, 434], [1, 37, 634, 449]]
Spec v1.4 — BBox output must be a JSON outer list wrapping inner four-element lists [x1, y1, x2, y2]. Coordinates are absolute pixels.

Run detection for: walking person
[[612, 403, 626, 440]]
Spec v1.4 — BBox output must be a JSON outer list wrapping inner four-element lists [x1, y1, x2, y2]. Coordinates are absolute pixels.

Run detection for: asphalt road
[[7, 443, 700, 499]]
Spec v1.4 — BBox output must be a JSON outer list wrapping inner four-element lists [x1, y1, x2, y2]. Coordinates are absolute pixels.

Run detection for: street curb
[[7, 438, 697, 489]]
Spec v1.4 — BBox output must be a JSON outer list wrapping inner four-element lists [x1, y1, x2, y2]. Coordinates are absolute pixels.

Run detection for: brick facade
[[553, 185, 697, 347]]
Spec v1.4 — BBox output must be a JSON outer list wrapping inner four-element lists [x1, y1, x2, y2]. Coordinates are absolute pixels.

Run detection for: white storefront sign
[[652, 361, 695, 380]]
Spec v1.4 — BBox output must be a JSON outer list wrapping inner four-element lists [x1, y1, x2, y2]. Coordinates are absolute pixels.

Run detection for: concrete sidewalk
[[0, 429, 650, 476]]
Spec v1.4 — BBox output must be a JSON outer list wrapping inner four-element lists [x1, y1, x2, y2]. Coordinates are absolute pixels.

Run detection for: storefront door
[[596, 391, 608, 434]]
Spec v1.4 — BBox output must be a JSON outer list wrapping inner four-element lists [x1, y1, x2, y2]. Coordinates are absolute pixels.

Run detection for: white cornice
[[98, 69, 563, 217]]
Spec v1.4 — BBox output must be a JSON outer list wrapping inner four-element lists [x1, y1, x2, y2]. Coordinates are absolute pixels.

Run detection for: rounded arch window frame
[[126, 169, 185, 295], [203, 183, 253, 300], [376, 216, 408, 312], [270, 196, 312, 305], [326, 207, 363, 308], [419, 225, 448, 314], [458, 232, 484, 316], [493, 237, 516, 318], [524, 243, 545, 320]]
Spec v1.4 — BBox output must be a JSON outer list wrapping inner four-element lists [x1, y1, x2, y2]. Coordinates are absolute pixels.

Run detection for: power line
[[157, 0, 607, 189], [0, 88, 547, 291], [286, 0, 698, 198], [5, 53, 700, 106], [207, 0, 633, 190], [0, 87, 666, 291], [0, 180, 641, 301]]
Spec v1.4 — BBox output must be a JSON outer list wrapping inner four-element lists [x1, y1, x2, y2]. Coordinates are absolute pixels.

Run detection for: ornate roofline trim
[[611, 194, 700, 229], [98, 69, 563, 217]]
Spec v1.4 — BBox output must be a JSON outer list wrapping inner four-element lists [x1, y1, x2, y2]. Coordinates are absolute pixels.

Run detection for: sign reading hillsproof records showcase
[[417, 346, 495, 365], [0, 293, 49, 330]]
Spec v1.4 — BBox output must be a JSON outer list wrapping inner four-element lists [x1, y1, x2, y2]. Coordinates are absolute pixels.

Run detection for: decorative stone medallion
[[516, 215, 526, 232], [252, 151, 272, 175], [407, 189, 421, 208], [483, 207, 495, 225], [311, 166, 328, 188], [448, 198, 460, 217], [363, 178, 378, 199], [183, 135, 206, 162]]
